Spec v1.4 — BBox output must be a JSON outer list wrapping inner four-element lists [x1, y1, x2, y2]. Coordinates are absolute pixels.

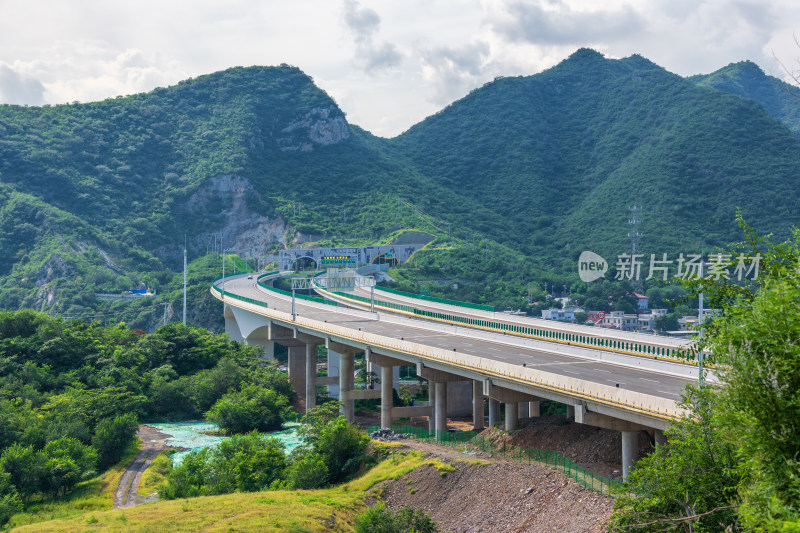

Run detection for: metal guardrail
[[255, 272, 339, 307], [378, 285, 495, 312], [323, 286, 695, 364], [214, 280, 685, 422]]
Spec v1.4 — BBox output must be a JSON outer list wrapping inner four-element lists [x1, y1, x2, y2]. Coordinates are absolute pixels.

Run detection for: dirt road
[[113, 425, 170, 509]]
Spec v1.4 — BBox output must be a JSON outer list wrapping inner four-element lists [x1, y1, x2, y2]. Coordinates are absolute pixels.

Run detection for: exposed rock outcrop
[[277, 106, 349, 152]]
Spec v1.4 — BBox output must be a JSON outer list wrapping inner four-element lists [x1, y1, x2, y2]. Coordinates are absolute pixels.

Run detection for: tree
[[286, 454, 328, 490], [0, 443, 43, 500], [92, 412, 139, 469], [608, 386, 740, 532], [41, 437, 97, 496], [709, 267, 800, 530], [0, 471, 20, 529], [204, 383, 290, 434]]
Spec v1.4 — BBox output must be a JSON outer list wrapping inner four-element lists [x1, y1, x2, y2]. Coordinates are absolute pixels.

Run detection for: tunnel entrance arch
[[293, 256, 318, 271]]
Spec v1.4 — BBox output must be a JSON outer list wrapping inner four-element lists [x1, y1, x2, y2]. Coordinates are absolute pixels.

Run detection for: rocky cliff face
[[182, 174, 287, 259], [277, 106, 350, 152]]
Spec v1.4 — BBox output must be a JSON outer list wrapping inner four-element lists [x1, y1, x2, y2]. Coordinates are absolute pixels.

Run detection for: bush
[[92, 412, 139, 469], [41, 437, 98, 496], [161, 432, 286, 498], [296, 403, 369, 484], [286, 454, 328, 490], [205, 383, 290, 434], [0, 471, 20, 528], [354, 503, 437, 533]]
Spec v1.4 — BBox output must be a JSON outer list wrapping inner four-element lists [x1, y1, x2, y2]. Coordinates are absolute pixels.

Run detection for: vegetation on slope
[[0, 310, 294, 528], [2, 50, 800, 324], [609, 219, 800, 531]]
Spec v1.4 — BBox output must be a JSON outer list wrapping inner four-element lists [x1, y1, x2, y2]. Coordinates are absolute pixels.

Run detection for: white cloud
[[0, 63, 45, 105], [342, 0, 403, 73], [0, 0, 797, 136]]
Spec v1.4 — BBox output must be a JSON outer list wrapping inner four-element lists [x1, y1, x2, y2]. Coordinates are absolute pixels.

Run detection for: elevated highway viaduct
[[214, 273, 695, 479]]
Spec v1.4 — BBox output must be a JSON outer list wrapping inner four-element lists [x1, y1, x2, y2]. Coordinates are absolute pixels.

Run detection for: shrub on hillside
[[161, 432, 286, 498], [354, 503, 437, 533], [205, 383, 290, 434], [92, 413, 139, 469]]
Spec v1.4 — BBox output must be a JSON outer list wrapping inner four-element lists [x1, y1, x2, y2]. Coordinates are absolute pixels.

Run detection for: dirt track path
[[113, 425, 170, 509]]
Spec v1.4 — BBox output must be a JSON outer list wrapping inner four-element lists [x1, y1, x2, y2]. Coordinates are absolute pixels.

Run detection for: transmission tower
[[628, 205, 643, 293]]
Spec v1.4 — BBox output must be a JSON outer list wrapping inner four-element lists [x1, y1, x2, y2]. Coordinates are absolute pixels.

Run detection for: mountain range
[[0, 49, 798, 329]]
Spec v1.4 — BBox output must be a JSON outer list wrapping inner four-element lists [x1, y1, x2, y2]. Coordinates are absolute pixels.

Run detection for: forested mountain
[[389, 49, 800, 261], [690, 60, 800, 136], [0, 49, 799, 328]]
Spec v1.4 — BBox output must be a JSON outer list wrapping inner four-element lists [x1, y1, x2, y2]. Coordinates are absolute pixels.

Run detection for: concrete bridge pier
[[367, 352, 409, 429], [473, 380, 484, 431], [326, 339, 356, 421], [435, 381, 448, 435], [417, 364, 470, 437], [529, 401, 540, 418], [505, 402, 518, 431], [339, 349, 355, 421], [327, 350, 340, 399], [482, 380, 539, 432], [518, 402, 529, 419], [305, 343, 319, 411], [428, 380, 437, 432], [621, 431, 638, 479], [654, 429, 666, 447], [574, 404, 654, 480], [488, 399, 500, 427], [287, 346, 307, 411]]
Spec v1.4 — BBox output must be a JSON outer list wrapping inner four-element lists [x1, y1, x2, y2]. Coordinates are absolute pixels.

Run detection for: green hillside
[[389, 49, 800, 263], [689, 60, 800, 136], [0, 50, 799, 328]]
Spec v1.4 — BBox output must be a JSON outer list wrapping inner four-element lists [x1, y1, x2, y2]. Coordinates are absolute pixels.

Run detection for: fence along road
[[343, 282, 695, 364], [214, 273, 693, 479]]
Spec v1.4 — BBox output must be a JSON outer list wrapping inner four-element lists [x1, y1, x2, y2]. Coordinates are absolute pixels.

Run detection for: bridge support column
[[288, 346, 306, 411], [381, 365, 393, 429], [305, 343, 319, 412], [654, 429, 666, 447], [622, 431, 638, 480], [505, 402, 518, 431], [488, 399, 500, 427], [428, 381, 436, 432], [473, 380, 484, 431], [518, 402, 529, 419], [244, 339, 274, 361], [327, 350, 340, 399], [339, 350, 355, 421], [529, 401, 540, 418], [435, 382, 448, 436]]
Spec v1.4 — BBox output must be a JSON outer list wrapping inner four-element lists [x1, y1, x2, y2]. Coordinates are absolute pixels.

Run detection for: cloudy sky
[[1, 0, 799, 137]]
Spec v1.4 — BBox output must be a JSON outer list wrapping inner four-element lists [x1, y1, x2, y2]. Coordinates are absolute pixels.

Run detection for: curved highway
[[218, 275, 694, 403]]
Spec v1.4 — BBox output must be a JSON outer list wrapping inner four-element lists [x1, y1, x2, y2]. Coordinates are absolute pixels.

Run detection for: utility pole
[[183, 236, 187, 325], [628, 205, 643, 293]]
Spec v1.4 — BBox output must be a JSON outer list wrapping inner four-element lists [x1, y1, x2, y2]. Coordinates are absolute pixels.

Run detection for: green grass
[[10, 450, 428, 532], [7, 439, 141, 530], [137, 451, 173, 499]]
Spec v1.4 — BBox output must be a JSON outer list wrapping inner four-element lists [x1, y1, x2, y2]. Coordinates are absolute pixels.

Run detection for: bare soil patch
[[375, 439, 614, 532]]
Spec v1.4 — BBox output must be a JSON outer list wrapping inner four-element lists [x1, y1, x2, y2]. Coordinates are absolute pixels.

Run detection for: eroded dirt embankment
[[374, 439, 614, 533]]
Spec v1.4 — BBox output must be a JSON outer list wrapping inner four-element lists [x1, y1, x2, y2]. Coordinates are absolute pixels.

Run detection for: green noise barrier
[[367, 424, 620, 496], [377, 286, 495, 312]]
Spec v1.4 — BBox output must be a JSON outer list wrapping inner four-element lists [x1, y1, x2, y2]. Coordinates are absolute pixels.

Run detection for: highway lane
[[221, 276, 693, 401], [348, 285, 692, 354]]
